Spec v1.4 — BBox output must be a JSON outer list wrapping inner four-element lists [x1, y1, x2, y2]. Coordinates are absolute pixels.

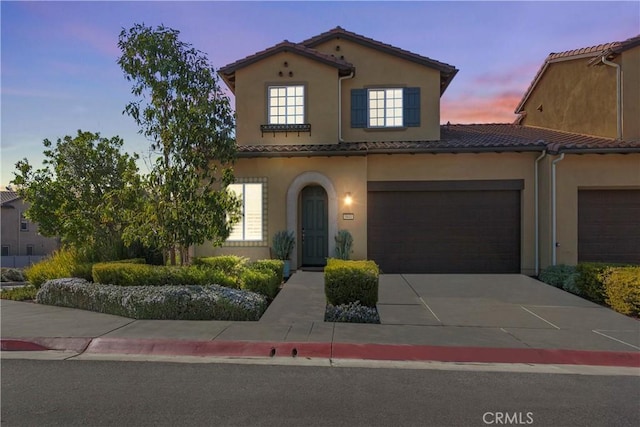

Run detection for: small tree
[[118, 23, 241, 265], [12, 130, 141, 261]]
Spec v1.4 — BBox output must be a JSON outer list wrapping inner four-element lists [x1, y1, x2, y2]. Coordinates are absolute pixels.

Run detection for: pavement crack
[[500, 327, 532, 348], [400, 274, 442, 323], [94, 319, 137, 339]]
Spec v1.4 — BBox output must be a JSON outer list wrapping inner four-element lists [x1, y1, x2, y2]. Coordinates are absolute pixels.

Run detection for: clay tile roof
[[218, 40, 354, 92], [301, 26, 458, 95], [0, 190, 20, 206], [237, 124, 640, 158], [515, 34, 640, 114]]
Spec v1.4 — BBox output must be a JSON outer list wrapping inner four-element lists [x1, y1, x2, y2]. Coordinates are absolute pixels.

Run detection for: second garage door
[[367, 180, 522, 274]]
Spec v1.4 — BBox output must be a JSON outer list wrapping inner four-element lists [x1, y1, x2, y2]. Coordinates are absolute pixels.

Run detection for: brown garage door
[[367, 180, 522, 274], [578, 190, 640, 264]]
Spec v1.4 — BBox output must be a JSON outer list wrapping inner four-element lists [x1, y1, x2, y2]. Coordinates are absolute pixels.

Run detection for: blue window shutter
[[351, 89, 367, 128], [403, 87, 420, 127]]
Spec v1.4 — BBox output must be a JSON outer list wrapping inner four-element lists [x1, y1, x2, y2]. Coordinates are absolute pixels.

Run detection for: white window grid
[[227, 182, 264, 242], [368, 88, 403, 128], [268, 86, 304, 125]]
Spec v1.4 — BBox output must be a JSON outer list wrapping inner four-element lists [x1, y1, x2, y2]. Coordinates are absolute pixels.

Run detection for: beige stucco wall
[[521, 58, 617, 138], [0, 200, 60, 256], [368, 152, 538, 275], [622, 46, 640, 141], [312, 38, 441, 142], [234, 51, 340, 145], [198, 152, 540, 275], [194, 156, 369, 268], [539, 153, 640, 268]]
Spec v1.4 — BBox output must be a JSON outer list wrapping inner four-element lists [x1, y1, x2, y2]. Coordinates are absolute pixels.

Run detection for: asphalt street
[[2, 359, 639, 426]]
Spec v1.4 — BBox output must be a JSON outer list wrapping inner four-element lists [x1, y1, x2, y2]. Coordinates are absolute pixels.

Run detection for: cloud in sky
[[442, 90, 524, 124]]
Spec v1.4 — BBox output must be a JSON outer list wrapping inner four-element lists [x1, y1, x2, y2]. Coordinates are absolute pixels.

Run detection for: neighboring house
[[194, 27, 640, 274], [1, 190, 60, 265]]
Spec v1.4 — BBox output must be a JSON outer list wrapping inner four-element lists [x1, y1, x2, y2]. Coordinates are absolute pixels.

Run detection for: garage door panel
[[578, 190, 640, 264], [368, 189, 521, 273]]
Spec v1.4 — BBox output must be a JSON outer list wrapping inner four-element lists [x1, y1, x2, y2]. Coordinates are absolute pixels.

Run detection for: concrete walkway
[[1, 272, 639, 367]]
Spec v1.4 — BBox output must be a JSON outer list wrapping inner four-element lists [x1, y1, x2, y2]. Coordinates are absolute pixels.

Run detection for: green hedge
[[192, 256, 247, 275], [0, 285, 37, 301], [249, 260, 284, 287], [36, 278, 267, 321], [538, 264, 581, 295], [92, 263, 239, 288], [25, 248, 93, 288], [324, 258, 379, 308], [603, 267, 640, 316], [575, 263, 622, 304], [241, 267, 279, 299]]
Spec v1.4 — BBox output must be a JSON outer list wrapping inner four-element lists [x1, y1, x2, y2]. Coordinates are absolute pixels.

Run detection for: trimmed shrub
[[325, 301, 380, 323], [112, 258, 146, 264], [0, 285, 37, 301], [1, 268, 26, 282], [575, 263, 616, 304], [192, 256, 247, 275], [36, 278, 267, 320], [324, 258, 379, 308], [538, 264, 582, 295], [603, 267, 640, 316], [250, 260, 284, 287], [92, 263, 239, 288], [240, 267, 279, 299], [25, 248, 93, 288]]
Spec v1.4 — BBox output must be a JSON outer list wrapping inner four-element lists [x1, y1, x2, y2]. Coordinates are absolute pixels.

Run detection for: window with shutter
[[350, 89, 367, 128], [351, 87, 421, 129]]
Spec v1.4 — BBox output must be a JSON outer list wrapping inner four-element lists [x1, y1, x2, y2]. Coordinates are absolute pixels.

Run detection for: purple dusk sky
[[1, 1, 639, 186]]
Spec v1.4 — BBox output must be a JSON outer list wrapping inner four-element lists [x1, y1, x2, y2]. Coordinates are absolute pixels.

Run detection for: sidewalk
[[1, 272, 639, 367]]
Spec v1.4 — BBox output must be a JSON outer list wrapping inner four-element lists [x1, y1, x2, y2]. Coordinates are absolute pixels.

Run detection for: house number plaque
[[343, 213, 355, 220]]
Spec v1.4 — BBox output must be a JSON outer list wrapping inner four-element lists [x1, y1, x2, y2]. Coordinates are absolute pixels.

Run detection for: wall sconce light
[[344, 192, 353, 206]]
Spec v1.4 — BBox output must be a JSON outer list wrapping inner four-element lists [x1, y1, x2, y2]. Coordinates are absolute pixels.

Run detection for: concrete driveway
[[375, 274, 640, 351]]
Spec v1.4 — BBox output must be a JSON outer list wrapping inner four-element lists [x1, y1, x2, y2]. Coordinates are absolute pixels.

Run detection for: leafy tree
[[117, 23, 241, 265], [12, 130, 142, 261]]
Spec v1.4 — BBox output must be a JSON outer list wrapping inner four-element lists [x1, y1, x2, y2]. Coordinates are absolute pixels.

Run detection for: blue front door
[[301, 185, 328, 266]]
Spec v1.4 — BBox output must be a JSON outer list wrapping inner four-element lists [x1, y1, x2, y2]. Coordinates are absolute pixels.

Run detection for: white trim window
[[228, 183, 264, 242], [368, 88, 403, 128], [268, 85, 304, 124]]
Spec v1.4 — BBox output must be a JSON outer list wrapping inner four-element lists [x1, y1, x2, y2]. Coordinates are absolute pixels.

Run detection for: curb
[[2, 337, 639, 367]]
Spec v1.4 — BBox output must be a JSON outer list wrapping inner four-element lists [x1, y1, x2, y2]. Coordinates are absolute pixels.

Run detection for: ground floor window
[[227, 181, 265, 242], [1, 246, 9, 256], [26, 245, 34, 256]]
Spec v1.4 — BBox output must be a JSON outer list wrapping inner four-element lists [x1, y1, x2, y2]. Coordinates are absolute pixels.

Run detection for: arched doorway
[[301, 185, 328, 266], [286, 171, 338, 270]]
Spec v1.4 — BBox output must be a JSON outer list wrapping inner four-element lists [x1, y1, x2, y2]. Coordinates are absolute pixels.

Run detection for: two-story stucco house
[[1, 190, 60, 266], [194, 27, 640, 275]]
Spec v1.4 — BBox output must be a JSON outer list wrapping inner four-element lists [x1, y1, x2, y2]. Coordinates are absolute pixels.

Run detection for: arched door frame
[[286, 171, 338, 269]]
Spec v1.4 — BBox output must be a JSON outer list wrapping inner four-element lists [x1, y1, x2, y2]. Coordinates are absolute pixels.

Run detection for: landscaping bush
[[1, 268, 26, 282], [240, 267, 280, 299], [538, 264, 581, 295], [36, 278, 268, 320], [25, 248, 93, 288], [112, 258, 147, 264], [192, 256, 247, 275], [325, 301, 380, 323], [92, 263, 239, 288], [249, 260, 284, 287], [0, 285, 37, 301], [575, 263, 617, 304], [603, 266, 640, 316], [324, 258, 379, 308]]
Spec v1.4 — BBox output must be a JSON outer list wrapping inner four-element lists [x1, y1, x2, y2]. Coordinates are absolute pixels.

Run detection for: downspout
[[338, 72, 355, 142], [551, 153, 565, 266], [534, 150, 547, 276], [601, 56, 622, 140]]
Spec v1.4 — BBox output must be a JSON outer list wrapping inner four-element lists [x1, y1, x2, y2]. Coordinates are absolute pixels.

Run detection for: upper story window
[[1, 245, 9, 256], [351, 87, 420, 129], [368, 89, 403, 128], [268, 85, 304, 125], [20, 212, 28, 231]]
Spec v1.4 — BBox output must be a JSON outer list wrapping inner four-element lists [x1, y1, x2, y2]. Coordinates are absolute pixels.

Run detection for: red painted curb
[[1, 339, 50, 352], [331, 343, 640, 367], [84, 338, 332, 359]]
